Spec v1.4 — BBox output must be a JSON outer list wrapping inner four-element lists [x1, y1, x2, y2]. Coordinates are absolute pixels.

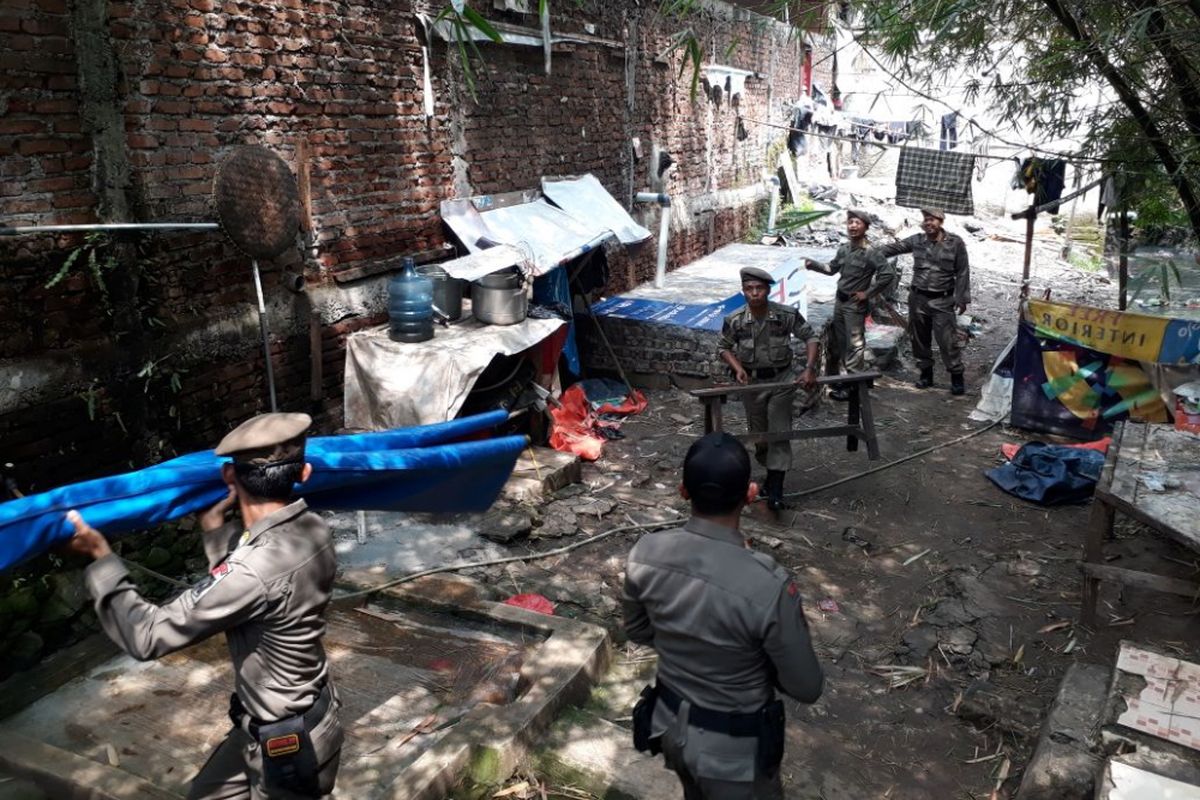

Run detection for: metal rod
[[252, 260, 278, 411], [0, 223, 220, 235]]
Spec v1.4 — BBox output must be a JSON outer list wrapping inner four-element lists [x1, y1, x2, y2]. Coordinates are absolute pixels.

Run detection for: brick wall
[[0, 0, 804, 493]]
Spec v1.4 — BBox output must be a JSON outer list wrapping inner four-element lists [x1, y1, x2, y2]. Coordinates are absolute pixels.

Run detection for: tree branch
[[1127, 0, 1200, 139], [1040, 0, 1200, 240]]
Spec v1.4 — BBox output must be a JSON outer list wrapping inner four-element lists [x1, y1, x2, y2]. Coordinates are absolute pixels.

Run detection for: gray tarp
[[343, 318, 565, 430], [541, 174, 651, 246], [441, 196, 614, 274]]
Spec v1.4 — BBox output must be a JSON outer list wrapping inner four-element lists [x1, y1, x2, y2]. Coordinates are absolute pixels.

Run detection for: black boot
[[828, 386, 851, 401], [950, 372, 965, 396], [916, 368, 934, 389], [765, 470, 788, 511]]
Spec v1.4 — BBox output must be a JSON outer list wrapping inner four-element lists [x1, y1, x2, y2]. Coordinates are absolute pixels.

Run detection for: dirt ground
[[464, 193, 1200, 798]]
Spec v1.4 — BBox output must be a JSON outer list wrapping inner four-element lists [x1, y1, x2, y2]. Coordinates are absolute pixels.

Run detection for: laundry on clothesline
[[895, 146, 977, 216]]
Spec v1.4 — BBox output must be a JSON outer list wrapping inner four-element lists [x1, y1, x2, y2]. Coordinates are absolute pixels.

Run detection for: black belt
[[233, 683, 332, 739], [836, 289, 852, 302], [913, 288, 953, 299], [656, 682, 765, 737], [748, 366, 788, 380]]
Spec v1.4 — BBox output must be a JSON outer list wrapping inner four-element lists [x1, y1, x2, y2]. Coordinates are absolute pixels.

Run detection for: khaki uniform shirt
[[877, 232, 971, 306], [622, 517, 823, 712], [717, 302, 819, 370], [810, 241, 896, 301], [84, 499, 337, 723]]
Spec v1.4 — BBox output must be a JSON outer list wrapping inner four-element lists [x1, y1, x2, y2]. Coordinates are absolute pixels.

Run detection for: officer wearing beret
[[804, 209, 896, 400], [717, 267, 820, 511], [63, 412, 343, 799], [624, 432, 823, 799], [874, 208, 971, 395]]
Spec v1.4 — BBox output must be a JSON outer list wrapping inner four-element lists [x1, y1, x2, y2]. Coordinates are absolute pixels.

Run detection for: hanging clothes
[[1018, 158, 1067, 213], [940, 112, 958, 151], [894, 146, 977, 216]]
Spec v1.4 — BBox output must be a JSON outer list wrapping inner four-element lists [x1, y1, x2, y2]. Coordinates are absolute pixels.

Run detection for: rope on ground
[[782, 415, 1008, 501], [334, 514, 686, 603]]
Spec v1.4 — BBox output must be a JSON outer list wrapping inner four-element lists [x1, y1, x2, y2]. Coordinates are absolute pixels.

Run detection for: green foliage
[[1129, 258, 1185, 303], [852, 0, 1200, 242], [1068, 250, 1103, 272], [45, 232, 119, 313]]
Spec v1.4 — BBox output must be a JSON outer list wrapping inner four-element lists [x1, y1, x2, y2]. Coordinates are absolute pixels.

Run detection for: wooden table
[[1080, 421, 1200, 625], [689, 372, 881, 460]]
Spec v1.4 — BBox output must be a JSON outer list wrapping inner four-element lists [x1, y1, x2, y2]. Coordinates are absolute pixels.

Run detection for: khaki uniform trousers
[[908, 291, 963, 373], [829, 299, 869, 374], [740, 380, 795, 471], [188, 697, 343, 800]]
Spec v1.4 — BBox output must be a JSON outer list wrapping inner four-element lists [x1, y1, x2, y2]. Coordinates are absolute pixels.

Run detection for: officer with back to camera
[[623, 431, 824, 799], [63, 412, 343, 799]]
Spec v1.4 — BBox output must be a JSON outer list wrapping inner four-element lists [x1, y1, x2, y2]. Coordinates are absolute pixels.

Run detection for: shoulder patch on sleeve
[[191, 561, 234, 601]]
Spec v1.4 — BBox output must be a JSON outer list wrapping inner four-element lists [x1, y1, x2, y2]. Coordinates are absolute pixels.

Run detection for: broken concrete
[[1014, 663, 1109, 799]]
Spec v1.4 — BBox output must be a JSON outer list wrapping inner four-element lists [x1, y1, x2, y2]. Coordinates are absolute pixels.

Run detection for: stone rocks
[[478, 509, 535, 544]]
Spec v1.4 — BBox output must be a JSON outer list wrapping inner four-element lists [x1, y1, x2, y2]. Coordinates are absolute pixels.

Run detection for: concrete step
[[1015, 662, 1110, 799], [536, 711, 680, 800], [501, 446, 581, 503]]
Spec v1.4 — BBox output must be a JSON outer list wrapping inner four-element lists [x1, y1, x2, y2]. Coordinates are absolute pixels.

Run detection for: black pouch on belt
[[756, 699, 786, 772], [632, 684, 662, 755], [257, 714, 321, 796]]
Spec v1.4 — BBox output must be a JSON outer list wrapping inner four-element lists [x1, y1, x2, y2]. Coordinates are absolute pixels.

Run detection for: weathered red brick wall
[[0, 0, 803, 492]]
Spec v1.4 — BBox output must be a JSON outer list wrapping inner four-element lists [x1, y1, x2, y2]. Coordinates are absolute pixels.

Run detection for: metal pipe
[[0, 222, 220, 235], [765, 176, 781, 234], [634, 192, 672, 289], [251, 260, 278, 412]]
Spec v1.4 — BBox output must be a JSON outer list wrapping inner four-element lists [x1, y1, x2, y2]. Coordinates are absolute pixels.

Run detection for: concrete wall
[[0, 0, 805, 486]]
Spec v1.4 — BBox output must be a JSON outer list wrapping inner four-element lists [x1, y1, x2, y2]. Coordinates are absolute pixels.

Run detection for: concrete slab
[[537, 713, 679, 800], [501, 447, 582, 503], [1015, 662, 1109, 800], [0, 573, 610, 800]]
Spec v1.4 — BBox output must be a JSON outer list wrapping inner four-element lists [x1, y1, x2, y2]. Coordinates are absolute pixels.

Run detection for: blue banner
[[591, 294, 746, 331]]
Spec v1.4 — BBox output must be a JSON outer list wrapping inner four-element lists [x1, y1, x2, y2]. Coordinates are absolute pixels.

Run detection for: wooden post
[[1118, 208, 1130, 310], [1020, 205, 1036, 299]]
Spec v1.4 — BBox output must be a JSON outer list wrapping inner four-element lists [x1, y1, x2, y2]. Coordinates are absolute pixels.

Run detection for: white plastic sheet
[[542, 174, 651, 245], [343, 318, 565, 430]]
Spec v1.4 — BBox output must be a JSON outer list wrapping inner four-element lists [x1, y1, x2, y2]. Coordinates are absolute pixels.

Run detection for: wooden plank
[[688, 371, 881, 398], [857, 383, 880, 460], [1105, 421, 1145, 509], [730, 426, 862, 445], [0, 731, 180, 800], [845, 383, 861, 453], [1078, 562, 1200, 599], [1081, 499, 1116, 627]]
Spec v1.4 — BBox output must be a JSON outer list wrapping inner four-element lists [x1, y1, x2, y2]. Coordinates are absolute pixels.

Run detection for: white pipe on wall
[[765, 176, 780, 234], [634, 191, 672, 289]]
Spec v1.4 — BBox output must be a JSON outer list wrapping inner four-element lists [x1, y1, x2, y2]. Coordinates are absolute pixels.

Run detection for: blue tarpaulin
[[0, 410, 524, 573], [985, 442, 1105, 505]]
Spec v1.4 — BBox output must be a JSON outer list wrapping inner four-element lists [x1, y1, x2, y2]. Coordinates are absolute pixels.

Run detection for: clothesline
[[742, 116, 1085, 165]]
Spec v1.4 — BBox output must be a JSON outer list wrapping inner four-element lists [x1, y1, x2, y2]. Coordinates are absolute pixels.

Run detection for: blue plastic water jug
[[388, 257, 434, 343]]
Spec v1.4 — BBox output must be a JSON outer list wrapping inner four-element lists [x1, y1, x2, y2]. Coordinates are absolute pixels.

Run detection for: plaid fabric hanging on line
[[895, 146, 977, 216]]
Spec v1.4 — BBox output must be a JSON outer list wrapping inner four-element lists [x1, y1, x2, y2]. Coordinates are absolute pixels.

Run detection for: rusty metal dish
[[213, 145, 300, 260]]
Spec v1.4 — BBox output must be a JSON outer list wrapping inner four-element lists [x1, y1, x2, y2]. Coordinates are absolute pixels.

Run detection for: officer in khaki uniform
[[717, 267, 820, 511], [624, 432, 824, 799], [875, 208, 971, 395], [804, 209, 896, 400], [64, 412, 343, 799]]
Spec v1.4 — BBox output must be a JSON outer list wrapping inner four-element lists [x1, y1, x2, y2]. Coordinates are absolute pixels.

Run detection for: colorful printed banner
[[1027, 299, 1200, 365], [1012, 319, 1168, 439]]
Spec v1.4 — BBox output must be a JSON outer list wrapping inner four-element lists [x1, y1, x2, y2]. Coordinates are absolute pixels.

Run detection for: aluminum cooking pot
[[417, 264, 463, 321], [471, 282, 528, 325]]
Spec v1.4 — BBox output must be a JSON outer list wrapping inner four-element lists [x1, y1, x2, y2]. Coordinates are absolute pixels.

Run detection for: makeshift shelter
[[999, 299, 1200, 439]]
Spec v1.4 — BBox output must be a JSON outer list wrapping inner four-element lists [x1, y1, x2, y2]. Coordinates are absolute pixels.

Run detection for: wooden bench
[[1080, 421, 1200, 626], [689, 372, 881, 460]]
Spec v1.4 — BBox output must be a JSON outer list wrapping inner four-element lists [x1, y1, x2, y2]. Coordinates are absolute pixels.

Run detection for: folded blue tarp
[[0, 410, 524, 572], [985, 442, 1105, 505]]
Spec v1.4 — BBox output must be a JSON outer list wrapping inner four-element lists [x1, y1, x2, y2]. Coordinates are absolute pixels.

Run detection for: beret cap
[[215, 412, 312, 464]]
